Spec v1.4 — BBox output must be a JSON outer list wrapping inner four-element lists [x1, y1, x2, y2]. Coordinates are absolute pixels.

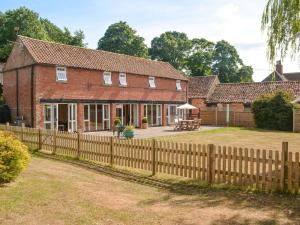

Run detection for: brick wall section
[[34, 65, 187, 102], [77, 103, 84, 131], [162, 104, 168, 126], [190, 98, 207, 116]]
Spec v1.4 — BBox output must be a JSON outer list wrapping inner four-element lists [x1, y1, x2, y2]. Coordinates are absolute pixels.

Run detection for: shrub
[[251, 91, 294, 131], [142, 117, 148, 123], [124, 125, 135, 132], [0, 131, 30, 183], [114, 117, 121, 126]]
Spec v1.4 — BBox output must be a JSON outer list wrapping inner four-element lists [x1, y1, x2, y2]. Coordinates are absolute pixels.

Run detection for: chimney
[[276, 60, 283, 74]]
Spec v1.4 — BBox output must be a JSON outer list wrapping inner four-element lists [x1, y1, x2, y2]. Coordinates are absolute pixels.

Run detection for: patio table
[[178, 120, 194, 130]]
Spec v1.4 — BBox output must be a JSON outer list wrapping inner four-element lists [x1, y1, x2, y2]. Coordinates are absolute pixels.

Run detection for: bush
[[251, 91, 294, 131], [142, 117, 148, 123], [114, 117, 121, 126], [0, 131, 30, 183]]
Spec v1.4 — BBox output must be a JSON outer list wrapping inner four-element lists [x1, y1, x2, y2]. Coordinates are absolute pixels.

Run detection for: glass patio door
[[43, 104, 58, 130], [68, 103, 77, 132], [167, 105, 178, 125]]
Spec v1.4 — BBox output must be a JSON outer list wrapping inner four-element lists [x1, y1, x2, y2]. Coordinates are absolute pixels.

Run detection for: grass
[[0, 155, 300, 225], [156, 127, 300, 152]]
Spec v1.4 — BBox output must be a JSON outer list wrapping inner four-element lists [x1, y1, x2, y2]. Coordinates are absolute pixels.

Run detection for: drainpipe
[[31, 65, 34, 127], [16, 69, 19, 117]]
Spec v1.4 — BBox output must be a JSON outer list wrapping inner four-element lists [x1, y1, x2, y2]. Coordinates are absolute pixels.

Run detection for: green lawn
[[156, 127, 300, 152], [0, 156, 299, 225]]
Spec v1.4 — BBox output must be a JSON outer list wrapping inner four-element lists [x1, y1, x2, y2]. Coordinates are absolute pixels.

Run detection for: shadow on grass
[[35, 152, 300, 224]]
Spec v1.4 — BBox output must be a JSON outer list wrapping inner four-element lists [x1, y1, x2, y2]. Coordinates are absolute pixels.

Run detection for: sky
[[1, 0, 299, 81]]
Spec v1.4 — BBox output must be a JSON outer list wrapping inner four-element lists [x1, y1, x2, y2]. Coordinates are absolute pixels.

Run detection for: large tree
[[212, 40, 253, 83], [0, 7, 85, 62], [262, 0, 300, 62], [150, 31, 191, 70], [97, 21, 148, 58], [185, 38, 214, 76]]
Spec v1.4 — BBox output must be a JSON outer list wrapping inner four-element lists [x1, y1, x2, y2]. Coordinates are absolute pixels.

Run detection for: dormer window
[[149, 76, 156, 88], [103, 71, 112, 85], [176, 80, 182, 90], [119, 73, 127, 86], [56, 67, 67, 82]]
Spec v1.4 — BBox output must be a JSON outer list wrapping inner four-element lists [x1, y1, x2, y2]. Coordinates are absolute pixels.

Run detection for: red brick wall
[[3, 67, 33, 126], [34, 65, 187, 102]]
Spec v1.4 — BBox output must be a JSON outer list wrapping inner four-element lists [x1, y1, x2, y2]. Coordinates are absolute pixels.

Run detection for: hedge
[[0, 131, 31, 183], [251, 91, 294, 131]]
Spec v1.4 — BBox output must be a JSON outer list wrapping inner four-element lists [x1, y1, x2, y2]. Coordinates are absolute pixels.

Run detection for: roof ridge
[[215, 80, 300, 86], [18, 35, 165, 65]]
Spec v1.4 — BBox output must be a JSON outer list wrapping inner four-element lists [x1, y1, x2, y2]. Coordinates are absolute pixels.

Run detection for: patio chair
[[193, 118, 202, 130], [174, 118, 180, 130]]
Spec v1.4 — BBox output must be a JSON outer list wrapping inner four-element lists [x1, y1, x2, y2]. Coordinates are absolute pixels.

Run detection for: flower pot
[[142, 123, 148, 129], [123, 130, 134, 139]]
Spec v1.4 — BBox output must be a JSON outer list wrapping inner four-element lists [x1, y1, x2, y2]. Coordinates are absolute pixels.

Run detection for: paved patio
[[86, 126, 219, 139]]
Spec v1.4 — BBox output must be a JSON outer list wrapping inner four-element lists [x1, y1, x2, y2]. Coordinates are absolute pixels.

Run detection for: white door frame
[[68, 103, 77, 132]]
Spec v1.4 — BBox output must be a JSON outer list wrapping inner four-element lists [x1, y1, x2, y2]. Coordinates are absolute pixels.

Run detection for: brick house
[[188, 75, 219, 114], [3, 36, 188, 132], [262, 60, 300, 82], [188, 75, 300, 112]]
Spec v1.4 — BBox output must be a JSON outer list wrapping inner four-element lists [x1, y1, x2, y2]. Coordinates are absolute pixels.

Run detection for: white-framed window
[[56, 67, 67, 82], [119, 73, 127, 86], [103, 71, 112, 85], [176, 80, 182, 90], [149, 76, 156, 88]]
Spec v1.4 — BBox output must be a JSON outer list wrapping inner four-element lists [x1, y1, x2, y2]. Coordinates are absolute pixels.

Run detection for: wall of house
[[34, 65, 187, 102], [3, 66, 34, 127], [33, 65, 187, 129]]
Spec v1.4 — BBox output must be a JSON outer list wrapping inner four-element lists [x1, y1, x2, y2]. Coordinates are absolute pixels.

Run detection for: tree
[[262, 0, 300, 62], [0, 7, 86, 62], [212, 40, 253, 83], [237, 65, 254, 82], [150, 31, 191, 70], [97, 21, 148, 58], [252, 91, 294, 131], [185, 38, 214, 76]]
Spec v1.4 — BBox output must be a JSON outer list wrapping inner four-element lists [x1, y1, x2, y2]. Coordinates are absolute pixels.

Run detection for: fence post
[[21, 123, 25, 141], [38, 128, 42, 150], [207, 144, 215, 184], [293, 108, 295, 132], [52, 130, 57, 155], [215, 108, 218, 126], [110, 136, 114, 166], [77, 132, 81, 159], [6, 122, 9, 131], [152, 139, 156, 176], [281, 142, 289, 191]]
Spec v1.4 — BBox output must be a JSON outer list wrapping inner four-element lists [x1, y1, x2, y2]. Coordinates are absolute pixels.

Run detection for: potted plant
[[113, 118, 122, 135], [142, 117, 148, 129], [123, 125, 135, 139]]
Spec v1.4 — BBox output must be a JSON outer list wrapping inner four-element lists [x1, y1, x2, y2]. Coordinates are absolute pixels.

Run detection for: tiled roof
[[283, 72, 300, 81], [18, 36, 187, 80], [207, 81, 300, 104], [262, 71, 287, 82], [188, 75, 219, 98]]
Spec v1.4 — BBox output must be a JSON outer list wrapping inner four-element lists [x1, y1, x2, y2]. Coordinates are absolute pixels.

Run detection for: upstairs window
[[56, 67, 67, 82], [103, 71, 112, 85], [149, 76, 156, 88], [176, 80, 182, 90], [119, 73, 127, 86]]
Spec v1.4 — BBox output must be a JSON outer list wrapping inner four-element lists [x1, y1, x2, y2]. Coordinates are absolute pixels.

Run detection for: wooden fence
[[200, 110, 255, 127], [293, 109, 300, 132], [0, 124, 299, 193]]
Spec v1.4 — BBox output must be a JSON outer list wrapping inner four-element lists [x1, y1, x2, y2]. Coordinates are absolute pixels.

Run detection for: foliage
[[0, 131, 30, 183], [261, 0, 300, 62], [212, 40, 253, 83], [0, 7, 85, 62], [124, 125, 135, 132], [150, 32, 253, 82], [186, 38, 215, 76], [150, 31, 191, 70], [251, 91, 294, 131], [114, 117, 121, 126], [97, 21, 148, 58], [142, 117, 148, 123]]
